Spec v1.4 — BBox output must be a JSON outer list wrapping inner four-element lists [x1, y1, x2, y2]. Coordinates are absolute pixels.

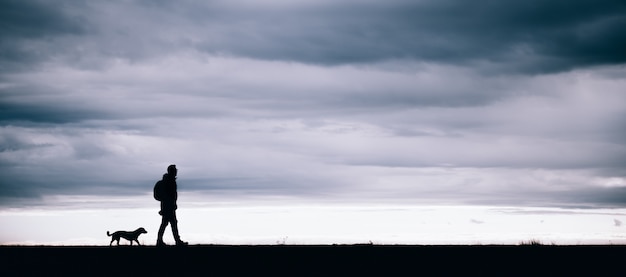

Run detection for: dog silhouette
[[107, 227, 147, 246]]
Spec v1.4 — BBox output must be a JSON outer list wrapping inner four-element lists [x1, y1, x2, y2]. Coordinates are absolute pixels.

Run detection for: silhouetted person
[[155, 164, 187, 246]]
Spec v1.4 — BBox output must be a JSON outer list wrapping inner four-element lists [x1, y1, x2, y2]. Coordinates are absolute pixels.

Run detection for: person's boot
[[156, 239, 166, 247], [175, 238, 188, 246]]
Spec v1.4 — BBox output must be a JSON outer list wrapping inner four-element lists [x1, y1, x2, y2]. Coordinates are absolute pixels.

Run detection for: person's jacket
[[161, 173, 178, 212]]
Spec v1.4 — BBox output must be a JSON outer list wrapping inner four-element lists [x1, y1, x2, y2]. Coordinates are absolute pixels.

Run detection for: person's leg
[[157, 215, 168, 246], [171, 217, 180, 240], [170, 211, 187, 245]]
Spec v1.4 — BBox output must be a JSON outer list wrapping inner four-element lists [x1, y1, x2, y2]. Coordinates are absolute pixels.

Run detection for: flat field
[[2, 244, 624, 276]]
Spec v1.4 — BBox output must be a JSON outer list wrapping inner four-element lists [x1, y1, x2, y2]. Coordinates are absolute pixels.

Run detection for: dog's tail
[[107, 231, 111, 236]]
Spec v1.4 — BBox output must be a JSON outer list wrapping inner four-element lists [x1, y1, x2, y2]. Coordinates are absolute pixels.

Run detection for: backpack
[[153, 180, 164, 201]]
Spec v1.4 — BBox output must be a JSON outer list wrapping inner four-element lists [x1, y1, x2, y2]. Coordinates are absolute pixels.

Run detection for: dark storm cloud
[[0, 0, 86, 71], [175, 0, 626, 72], [557, 187, 626, 207], [0, 139, 156, 202], [0, 0, 83, 37], [0, 101, 106, 124], [4, 0, 624, 73], [0, 83, 111, 124]]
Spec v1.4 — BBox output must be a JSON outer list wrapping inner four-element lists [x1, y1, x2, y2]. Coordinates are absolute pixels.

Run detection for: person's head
[[167, 164, 177, 177]]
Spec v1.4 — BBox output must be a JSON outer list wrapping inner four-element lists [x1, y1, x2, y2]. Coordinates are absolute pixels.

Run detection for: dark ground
[[2, 244, 625, 276]]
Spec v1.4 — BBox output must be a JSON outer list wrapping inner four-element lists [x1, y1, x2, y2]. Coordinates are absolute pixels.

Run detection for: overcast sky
[[1, 0, 626, 209]]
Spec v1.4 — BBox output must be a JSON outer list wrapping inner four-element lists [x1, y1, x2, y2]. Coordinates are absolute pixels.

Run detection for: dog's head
[[137, 227, 147, 234]]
